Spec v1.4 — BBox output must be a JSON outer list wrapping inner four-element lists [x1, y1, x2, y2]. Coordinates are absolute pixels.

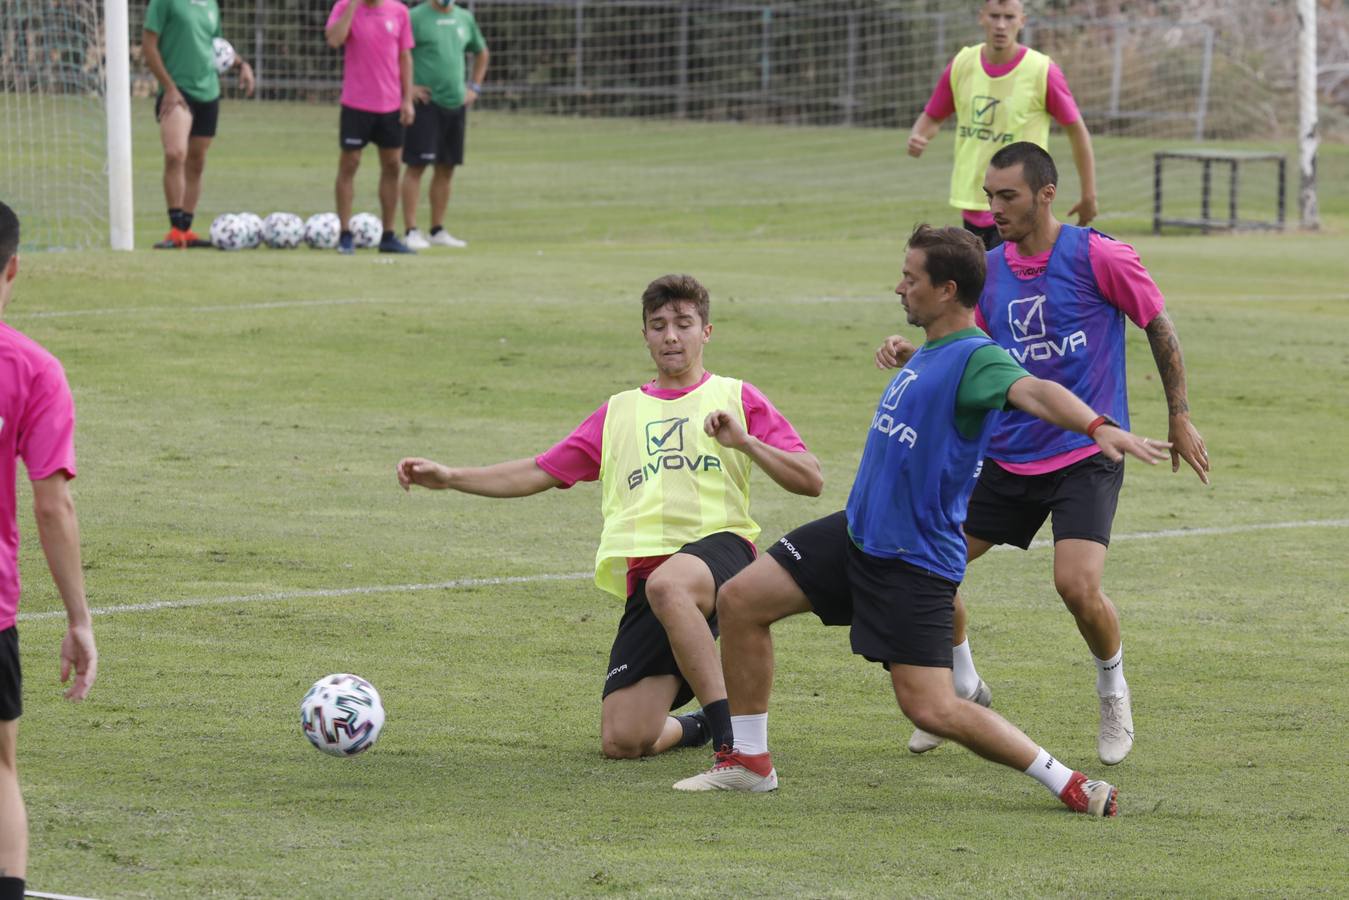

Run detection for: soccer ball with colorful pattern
[[349, 212, 383, 249], [262, 212, 305, 249], [304, 212, 340, 250], [209, 213, 246, 251], [300, 673, 385, 757], [211, 37, 235, 75], [234, 212, 264, 249]]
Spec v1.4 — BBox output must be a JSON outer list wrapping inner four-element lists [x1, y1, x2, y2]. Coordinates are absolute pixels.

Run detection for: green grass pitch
[[5, 102, 1348, 897]]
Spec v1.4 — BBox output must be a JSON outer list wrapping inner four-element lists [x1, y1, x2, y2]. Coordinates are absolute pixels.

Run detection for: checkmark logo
[[646, 417, 688, 455], [881, 369, 919, 411], [972, 95, 1000, 126], [1008, 294, 1047, 343]]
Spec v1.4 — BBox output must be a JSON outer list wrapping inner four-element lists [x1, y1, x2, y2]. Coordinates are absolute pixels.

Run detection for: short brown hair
[[641, 274, 710, 325], [906, 224, 987, 308]]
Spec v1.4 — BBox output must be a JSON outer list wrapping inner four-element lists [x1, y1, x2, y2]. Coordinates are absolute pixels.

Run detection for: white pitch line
[[13, 518, 1347, 625], [7, 296, 398, 320], [25, 891, 104, 900]]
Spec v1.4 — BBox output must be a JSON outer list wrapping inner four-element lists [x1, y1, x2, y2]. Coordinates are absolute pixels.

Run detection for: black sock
[[703, 698, 733, 752], [430, 225, 444, 236], [181, 210, 194, 231], [381, 230, 394, 242], [0, 876, 25, 900], [676, 712, 707, 748], [168, 207, 186, 230], [340, 229, 352, 240]]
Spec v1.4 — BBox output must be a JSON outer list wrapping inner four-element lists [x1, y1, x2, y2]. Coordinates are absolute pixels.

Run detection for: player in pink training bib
[[0, 202, 98, 900]]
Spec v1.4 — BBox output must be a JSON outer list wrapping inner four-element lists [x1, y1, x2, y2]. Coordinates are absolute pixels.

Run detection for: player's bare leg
[[377, 146, 402, 233], [890, 663, 1117, 815], [599, 674, 682, 759], [429, 164, 455, 230], [1054, 538, 1133, 764], [400, 163, 426, 233], [908, 537, 994, 753], [673, 555, 810, 792], [158, 103, 191, 211], [181, 135, 213, 222], [335, 148, 362, 232], [0, 719, 27, 881], [644, 554, 723, 712]]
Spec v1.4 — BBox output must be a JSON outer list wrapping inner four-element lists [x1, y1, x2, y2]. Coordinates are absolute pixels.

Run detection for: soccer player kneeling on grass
[[0, 203, 99, 900], [675, 225, 1171, 816], [397, 275, 821, 760], [400, 0, 489, 250]]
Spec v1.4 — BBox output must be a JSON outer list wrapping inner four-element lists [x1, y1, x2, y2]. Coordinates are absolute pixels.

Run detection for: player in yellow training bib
[[396, 275, 822, 759]]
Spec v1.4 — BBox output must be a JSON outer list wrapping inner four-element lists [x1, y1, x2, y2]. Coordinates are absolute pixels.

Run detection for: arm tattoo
[[1145, 312, 1190, 416]]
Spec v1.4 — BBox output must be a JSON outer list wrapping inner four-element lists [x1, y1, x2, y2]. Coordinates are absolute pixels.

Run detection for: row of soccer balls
[[210, 212, 385, 251]]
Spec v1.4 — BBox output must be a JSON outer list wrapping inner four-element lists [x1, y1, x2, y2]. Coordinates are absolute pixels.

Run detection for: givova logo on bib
[[1006, 294, 1088, 363], [871, 369, 918, 448], [627, 416, 724, 489]]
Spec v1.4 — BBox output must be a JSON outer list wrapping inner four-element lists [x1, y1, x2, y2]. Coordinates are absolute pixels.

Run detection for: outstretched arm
[[1005, 377, 1170, 466], [396, 456, 562, 497], [1064, 118, 1099, 226], [1145, 311, 1210, 483], [703, 411, 823, 497], [32, 474, 97, 701]]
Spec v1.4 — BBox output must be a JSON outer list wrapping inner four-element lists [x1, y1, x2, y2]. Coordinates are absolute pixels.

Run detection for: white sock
[[1024, 746, 1074, 796], [952, 639, 980, 698], [731, 713, 768, 756], [1094, 645, 1126, 696]]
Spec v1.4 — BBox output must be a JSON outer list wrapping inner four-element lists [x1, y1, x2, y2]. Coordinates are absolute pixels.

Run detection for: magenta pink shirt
[[975, 232, 1165, 475], [1, 323, 77, 630], [327, 0, 414, 114], [925, 47, 1081, 228], [536, 372, 809, 594]]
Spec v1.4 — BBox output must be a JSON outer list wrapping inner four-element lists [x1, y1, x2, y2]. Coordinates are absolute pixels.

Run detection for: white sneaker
[[404, 229, 430, 250], [907, 678, 991, 753], [673, 750, 778, 792], [428, 229, 467, 248], [1098, 685, 1135, 765]]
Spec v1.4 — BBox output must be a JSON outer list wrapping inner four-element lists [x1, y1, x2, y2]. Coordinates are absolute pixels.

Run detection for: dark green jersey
[[923, 327, 1031, 438], [409, 1, 486, 110], [144, 0, 222, 102]]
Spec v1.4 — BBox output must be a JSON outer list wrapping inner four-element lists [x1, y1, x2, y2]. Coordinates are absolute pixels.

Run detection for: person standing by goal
[[143, 0, 255, 248]]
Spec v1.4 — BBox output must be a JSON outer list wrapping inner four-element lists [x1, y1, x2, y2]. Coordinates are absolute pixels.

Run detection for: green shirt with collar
[[144, 0, 222, 102], [409, 1, 487, 110]]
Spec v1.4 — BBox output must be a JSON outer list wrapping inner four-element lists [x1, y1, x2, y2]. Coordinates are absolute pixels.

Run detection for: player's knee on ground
[[600, 724, 655, 759]]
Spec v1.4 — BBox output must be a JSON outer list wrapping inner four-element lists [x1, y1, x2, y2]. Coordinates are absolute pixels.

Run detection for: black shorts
[[339, 105, 404, 151], [402, 101, 467, 167], [0, 626, 20, 721], [962, 219, 1003, 251], [603, 532, 756, 710], [767, 511, 958, 669], [154, 91, 220, 138], [963, 453, 1125, 549]]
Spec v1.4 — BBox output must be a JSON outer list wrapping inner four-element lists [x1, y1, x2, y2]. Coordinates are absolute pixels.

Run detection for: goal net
[[0, 0, 110, 251]]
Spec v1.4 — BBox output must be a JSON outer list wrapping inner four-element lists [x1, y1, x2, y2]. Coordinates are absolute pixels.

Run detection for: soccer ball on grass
[[262, 212, 305, 249], [234, 212, 264, 249], [209, 213, 246, 251], [300, 673, 385, 757], [304, 212, 341, 249], [349, 212, 383, 249]]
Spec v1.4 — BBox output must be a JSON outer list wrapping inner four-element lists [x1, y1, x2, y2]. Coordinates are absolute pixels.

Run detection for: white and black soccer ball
[[262, 212, 305, 249], [212, 37, 236, 75], [234, 212, 264, 249], [304, 212, 341, 250], [349, 212, 383, 249], [209, 213, 246, 251], [300, 673, 385, 757]]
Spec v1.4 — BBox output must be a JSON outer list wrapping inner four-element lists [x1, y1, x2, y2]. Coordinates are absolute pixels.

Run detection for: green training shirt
[[144, 0, 222, 103], [922, 326, 1031, 439], [409, 1, 486, 110]]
